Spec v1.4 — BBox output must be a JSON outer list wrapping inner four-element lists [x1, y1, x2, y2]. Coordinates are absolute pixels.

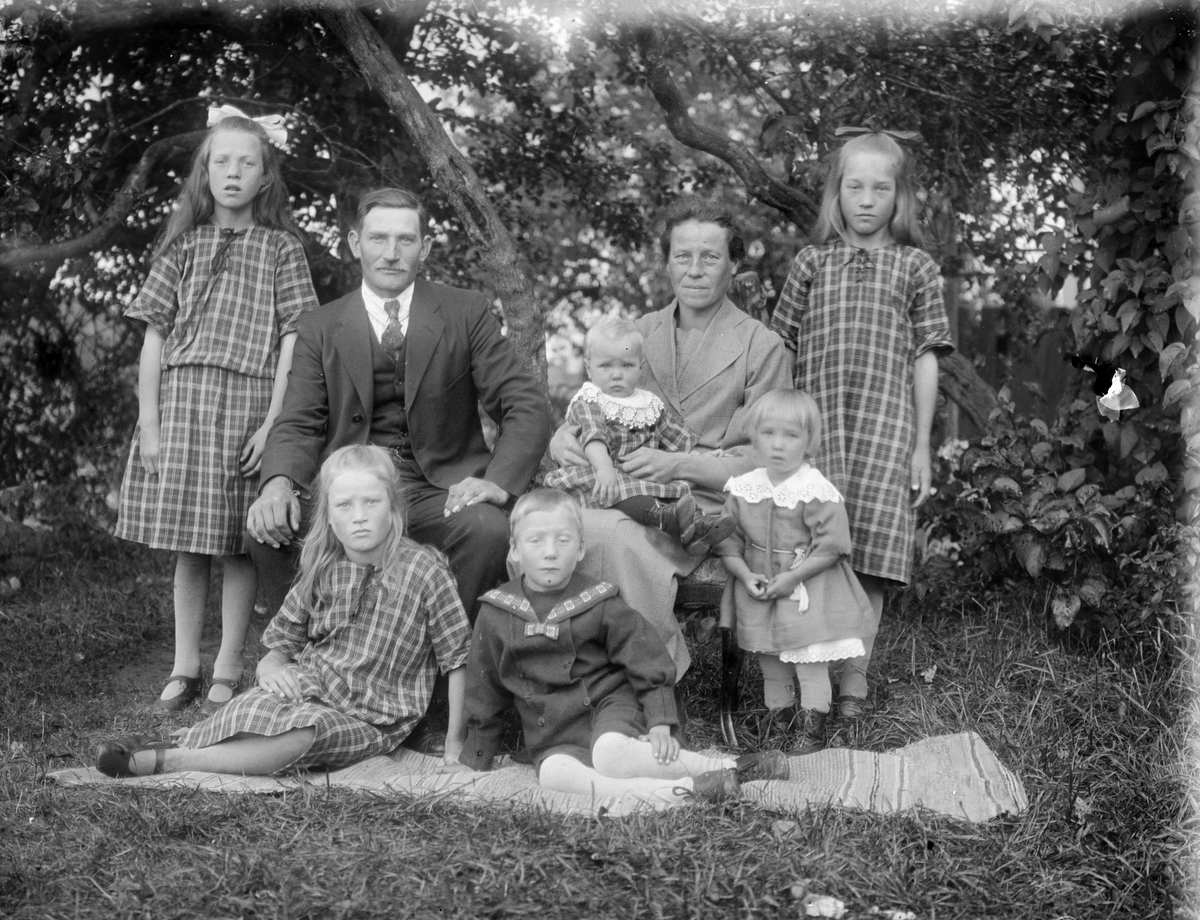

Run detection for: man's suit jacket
[[261, 279, 551, 497]]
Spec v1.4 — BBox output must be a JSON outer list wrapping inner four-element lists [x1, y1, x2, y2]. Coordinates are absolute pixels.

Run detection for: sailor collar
[[481, 579, 619, 640]]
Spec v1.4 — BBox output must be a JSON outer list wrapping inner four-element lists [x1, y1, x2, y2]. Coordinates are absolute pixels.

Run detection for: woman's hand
[[138, 419, 161, 475], [619, 447, 679, 484], [911, 444, 933, 508], [240, 422, 272, 477], [550, 424, 588, 467], [593, 467, 621, 505], [646, 724, 680, 764], [256, 654, 303, 702]]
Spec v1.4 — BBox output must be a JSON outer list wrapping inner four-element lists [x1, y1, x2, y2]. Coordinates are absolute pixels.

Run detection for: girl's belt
[[748, 541, 806, 556]]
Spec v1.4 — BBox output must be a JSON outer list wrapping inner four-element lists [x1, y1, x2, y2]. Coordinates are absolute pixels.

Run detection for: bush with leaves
[[908, 4, 1197, 643], [910, 388, 1187, 641]]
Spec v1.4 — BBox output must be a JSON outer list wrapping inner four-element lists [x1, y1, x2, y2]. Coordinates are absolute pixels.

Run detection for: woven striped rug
[[49, 731, 1025, 823]]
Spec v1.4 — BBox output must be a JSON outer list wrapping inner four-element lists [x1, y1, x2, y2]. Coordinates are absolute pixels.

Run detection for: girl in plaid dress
[[97, 446, 472, 778], [544, 317, 736, 556], [115, 108, 319, 715], [771, 132, 953, 717]]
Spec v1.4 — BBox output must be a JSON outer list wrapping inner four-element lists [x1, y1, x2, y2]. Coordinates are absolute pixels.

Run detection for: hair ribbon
[[835, 126, 921, 142], [207, 104, 288, 148]]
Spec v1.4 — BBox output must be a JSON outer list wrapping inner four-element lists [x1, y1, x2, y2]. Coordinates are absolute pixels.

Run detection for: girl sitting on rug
[[543, 316, 735, 556], [716, 389, 876, 755], [454, 488, 788, 808], [95, 445, 472, 778]]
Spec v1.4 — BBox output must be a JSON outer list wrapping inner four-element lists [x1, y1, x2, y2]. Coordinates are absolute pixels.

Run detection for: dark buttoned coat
[[461, 573, 678, 770]]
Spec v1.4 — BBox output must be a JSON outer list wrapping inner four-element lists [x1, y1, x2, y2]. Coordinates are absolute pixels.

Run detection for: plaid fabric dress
[[543, 383, 697, 507], [115, 226, 317, 555], [772, 241, 953, 584], [180, 547, 472, 771]]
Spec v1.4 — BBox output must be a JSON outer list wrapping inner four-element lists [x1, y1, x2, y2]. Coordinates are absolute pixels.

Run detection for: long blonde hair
[[154, 115, 301, 259], [292, 445, 409, 612], [813, 133, 923, 248]]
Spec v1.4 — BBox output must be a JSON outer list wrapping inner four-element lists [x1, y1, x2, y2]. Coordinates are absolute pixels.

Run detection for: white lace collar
[[571, 382, 664, 430], [724, 465, 842, 509]]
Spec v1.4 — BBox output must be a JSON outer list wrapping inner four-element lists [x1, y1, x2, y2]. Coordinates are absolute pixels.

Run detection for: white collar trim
[[571, 382, 664, 429], [724, 465, 842, 509]]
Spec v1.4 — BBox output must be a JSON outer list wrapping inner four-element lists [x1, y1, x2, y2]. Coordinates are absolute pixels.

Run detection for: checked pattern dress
[[115, 226, 317, 556], [180, 547, 472, 770], [772, 241, 953, 584], [543, 383, 698, 507]]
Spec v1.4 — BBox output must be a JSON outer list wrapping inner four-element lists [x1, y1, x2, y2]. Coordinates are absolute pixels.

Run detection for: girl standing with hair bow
[[115, 105, 319, 715], [771, 130, 954, 718]]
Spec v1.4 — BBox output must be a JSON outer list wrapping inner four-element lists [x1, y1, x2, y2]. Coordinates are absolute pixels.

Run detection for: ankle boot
[[790, 709, 828, 755], [683, 510, 738, 556], [759, 705, 798, 746], [653, 493, 696, 543]]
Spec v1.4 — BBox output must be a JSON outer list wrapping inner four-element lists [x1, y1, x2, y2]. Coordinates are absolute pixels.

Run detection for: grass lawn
[[0, 530, 1193, 919]]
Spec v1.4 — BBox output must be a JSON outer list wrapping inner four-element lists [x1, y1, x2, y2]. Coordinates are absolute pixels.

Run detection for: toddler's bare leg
[[757, 653, 798, 710], [793, 661, 833, 713]]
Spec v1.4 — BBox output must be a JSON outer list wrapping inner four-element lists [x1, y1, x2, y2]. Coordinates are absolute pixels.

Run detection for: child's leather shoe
[[789, 709, 828, 755], [735, 749, 790, 782], [152, 673, 202, 713], [96, 735, 173, 778], [683, 511, 737, 556], [682, 768, 740, 803]]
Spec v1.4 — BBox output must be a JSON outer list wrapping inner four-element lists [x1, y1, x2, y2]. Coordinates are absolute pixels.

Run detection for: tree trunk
[[939, 352, 1009, 432], [311, 0, 548, 392]]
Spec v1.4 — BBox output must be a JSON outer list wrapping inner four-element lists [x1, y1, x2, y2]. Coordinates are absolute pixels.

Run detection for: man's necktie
[[381, 299, 404, 367]]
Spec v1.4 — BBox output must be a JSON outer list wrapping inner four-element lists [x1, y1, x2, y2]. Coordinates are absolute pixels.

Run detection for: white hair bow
[[206, 104, 288, 148]]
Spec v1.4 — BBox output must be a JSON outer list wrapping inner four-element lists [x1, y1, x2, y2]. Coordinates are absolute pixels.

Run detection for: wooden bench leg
[[719, 626, 743, 750]]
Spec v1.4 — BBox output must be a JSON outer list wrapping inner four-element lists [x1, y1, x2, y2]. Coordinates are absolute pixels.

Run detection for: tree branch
[[0, 131, 203, 273], [629, 22, 819, 228], [939, 351, 1009, 431]]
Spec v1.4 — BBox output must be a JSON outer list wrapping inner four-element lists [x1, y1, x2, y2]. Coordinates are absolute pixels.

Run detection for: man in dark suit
[[247, 188, 551, 748]]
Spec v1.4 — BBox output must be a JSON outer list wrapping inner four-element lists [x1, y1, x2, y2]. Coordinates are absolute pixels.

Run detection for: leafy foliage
[[0, 2, 1142, 494], [1032, 6, 1195, 485], [912, 392, 1188, 640]]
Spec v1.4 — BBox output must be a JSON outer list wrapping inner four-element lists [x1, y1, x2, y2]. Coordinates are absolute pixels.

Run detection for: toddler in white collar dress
[[716, 389, 876, 754], [544, 316, 735, 555]]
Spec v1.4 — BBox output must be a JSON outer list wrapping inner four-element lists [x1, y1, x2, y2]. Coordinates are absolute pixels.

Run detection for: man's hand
[[256, 653, 303, 701], [646, 724, 680, 764], [550, 424, 588, 468], [248, 476, 301, 547], [619, 447, 680, 484], [444, 477, 508, 516]]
